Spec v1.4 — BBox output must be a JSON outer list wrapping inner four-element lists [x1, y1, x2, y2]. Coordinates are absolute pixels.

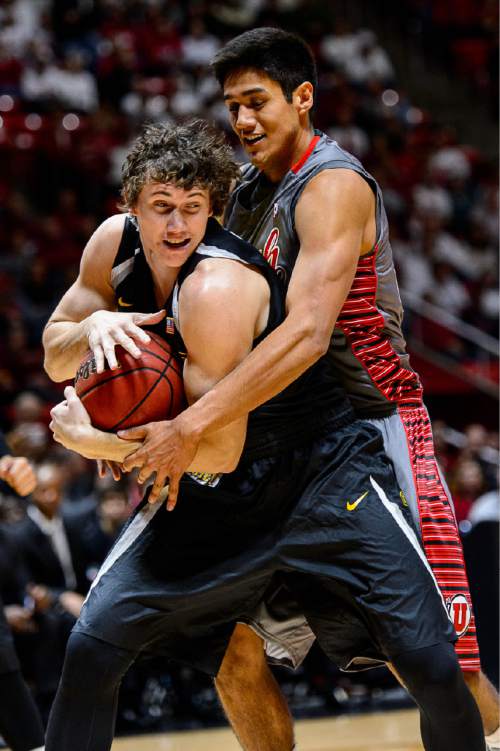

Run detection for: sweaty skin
[[120, 72, 376, 509], [45, 184, 271, 501]]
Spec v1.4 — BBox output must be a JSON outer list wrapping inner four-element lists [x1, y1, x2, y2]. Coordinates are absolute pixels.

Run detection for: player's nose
[[166, 209, 186, 234], [236, 105, 256, 131]]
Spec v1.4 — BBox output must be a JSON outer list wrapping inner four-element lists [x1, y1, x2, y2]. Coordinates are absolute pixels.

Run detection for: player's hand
[[119, 416, 200, 510], [50, 386, 92, 453], [83, 309, 166, 373], [97, 459, 123, 481], [50, 387, 141, 462], [0, 455, 36, 496]]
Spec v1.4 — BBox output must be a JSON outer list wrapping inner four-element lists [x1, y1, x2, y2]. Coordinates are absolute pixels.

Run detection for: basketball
[[74, 332, 185, 432]]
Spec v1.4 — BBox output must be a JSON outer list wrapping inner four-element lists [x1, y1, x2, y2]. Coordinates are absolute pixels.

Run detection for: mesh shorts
[[74, 419, 455, 675], [249, 405, 479, 671]]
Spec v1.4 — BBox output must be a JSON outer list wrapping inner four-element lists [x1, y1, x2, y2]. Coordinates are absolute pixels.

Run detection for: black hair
[[212, 27, 317, 102]]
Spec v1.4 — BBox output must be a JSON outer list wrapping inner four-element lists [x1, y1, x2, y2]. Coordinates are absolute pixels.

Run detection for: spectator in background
[[181, 19, 220, 69], [20, 42, 59, 110], [451, 458, 486, 523], [49, 50, 98, 113], [327, 103, 370, 159], [0, 431, 44, 751], [11, 461, 89, 603], [343, 30, 394, 86], [427, 260, 471, 317], [7, 459, 97, 715], [78, 480, 131, 585]]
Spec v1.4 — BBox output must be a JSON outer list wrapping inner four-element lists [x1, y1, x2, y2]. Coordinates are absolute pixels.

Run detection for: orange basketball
[[74, 332, 185, 432]]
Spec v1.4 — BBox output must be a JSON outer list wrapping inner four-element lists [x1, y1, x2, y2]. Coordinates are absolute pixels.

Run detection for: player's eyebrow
[[150, 188, 206, 199], [224, 87, 267, 100]]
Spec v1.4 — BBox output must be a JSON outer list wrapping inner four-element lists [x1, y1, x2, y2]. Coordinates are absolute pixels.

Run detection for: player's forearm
[[178, 312, 327, 441], [187, 420, 246, 474], [60, 423, 141, 462], [43, 320, 89, 382]]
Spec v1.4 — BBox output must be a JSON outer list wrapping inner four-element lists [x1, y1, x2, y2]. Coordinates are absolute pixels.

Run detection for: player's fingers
[[137, 464, 153, 485], [108, 461, 122, 481], [96, 460, 106, 478], [124, 323, 151, 345], [118, 426, 147, 442], [134, 310, 166, 327], [101, 335, 119, 370], [113, 327, 142, 357], [92, 343, 105, 373], [64, 385, 77, 400], [166, 474, 181, 512], [148, 472, 167, 504]]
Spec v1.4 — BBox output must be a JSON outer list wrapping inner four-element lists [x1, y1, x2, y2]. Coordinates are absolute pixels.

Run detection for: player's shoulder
[[202, 217, 265, 265], [81, 213, 128, 268], [298, 167, 374, 223], [304, 166, 370, 194], [93, 213, 128, 244], [184, 255, 264, 300]]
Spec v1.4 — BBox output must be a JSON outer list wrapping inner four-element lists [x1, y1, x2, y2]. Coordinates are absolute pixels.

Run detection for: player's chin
[[161, 243, 195, 265], [248, 147, 269, 168]]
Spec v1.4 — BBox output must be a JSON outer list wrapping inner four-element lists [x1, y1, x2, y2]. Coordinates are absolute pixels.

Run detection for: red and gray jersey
[[224, 132, 423, 418]]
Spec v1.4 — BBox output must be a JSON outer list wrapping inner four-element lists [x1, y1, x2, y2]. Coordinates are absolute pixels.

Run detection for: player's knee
[[61, 632, 129, 698], [393, 642, 462, 699], [216, 624, 266, 690]]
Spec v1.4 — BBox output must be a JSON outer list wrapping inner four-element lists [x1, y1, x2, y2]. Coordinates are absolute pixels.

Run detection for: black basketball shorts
[[73, 419, 456, 676]]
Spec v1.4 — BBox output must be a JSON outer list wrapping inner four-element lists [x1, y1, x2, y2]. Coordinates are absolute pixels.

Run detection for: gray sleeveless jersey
[[224, 132, 423, 418]]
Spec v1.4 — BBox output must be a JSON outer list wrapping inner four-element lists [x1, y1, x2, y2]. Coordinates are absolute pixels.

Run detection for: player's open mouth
[[164, 238, 191, 249], [243, 134, 265, 147]]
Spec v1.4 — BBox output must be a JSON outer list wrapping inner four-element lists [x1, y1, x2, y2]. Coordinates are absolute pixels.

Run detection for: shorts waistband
[[242, 408, 354, 461]]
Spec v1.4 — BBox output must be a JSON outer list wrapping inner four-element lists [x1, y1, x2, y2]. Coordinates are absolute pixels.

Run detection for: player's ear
[[294, 81, 314, 117]]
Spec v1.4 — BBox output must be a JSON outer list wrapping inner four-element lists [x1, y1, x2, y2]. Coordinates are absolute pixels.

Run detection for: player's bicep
[[286, 170, 372, 338], [179, 265, 267, 402], [47, 277, 114, 328], [47, 214, 124, 326]]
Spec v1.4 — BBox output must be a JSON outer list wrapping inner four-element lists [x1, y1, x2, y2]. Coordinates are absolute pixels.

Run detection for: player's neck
[[149, 261, 179, 308], [262, 126, 315, 183]]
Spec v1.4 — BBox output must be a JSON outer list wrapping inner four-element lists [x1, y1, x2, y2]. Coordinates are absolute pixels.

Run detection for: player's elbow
[[43, 348, 70, 383], [297, 317, 331, 363]]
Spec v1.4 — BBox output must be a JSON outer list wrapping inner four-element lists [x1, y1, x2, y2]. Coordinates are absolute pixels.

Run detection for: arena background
[[0, 0, 498, 745]]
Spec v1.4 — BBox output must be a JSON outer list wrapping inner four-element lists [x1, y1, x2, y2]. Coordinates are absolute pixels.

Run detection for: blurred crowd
[[400, 0, 498, 113], [0, 0, 498, 734], [0, 0, 497, 417]]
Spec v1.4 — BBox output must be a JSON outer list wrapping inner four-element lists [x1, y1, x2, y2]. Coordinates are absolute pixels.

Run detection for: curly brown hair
[[121, 120, 239, 216]]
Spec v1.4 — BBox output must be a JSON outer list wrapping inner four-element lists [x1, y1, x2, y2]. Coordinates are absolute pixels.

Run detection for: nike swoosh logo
[[346, 490, 369, 512], [118, 297, 133, 307]]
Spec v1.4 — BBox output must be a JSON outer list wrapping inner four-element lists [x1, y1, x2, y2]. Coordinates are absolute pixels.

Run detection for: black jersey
[[110, 216, 354, 456]]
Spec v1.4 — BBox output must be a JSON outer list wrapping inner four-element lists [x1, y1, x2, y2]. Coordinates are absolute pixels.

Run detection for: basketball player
[[211, 29, 500, 749], [121, 28, 498, 751], [0, 434, 45, 751], [44, 121, 484, 750]]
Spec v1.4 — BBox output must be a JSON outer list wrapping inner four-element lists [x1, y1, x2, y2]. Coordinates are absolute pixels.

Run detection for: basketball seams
[[109, 350, 175, 431], [78, 366, 170, 399], [75, 334, 184, 432]]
